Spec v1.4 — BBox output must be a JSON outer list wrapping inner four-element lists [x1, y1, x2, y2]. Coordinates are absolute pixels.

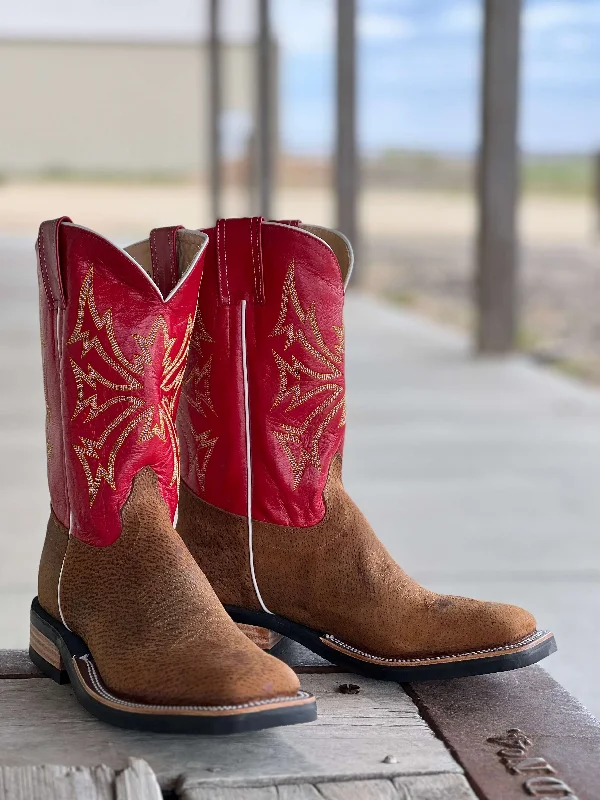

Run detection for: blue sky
[[3, 0, 599, 155], [273, 0, 600, 155]]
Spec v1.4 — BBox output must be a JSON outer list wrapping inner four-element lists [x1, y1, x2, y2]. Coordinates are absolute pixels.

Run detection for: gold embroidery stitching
[[40, 320, 53, 460], [69, 266, 191, 504], [270, 260, 345, 489], [191, 430, 219, 493], [44, 390, 53, 459], [183, 308, 218, 491]]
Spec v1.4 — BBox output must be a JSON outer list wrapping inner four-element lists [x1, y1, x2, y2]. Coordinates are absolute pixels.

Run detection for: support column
[[209, 0, 222, 223], [335, 0, 358, 277], [257, 0, 274, 219], [475, 0, 522, 354], [594, 151, 600, 236]]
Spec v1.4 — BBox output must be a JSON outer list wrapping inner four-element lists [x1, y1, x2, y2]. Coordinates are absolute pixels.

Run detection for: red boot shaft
[[178, 218, 352, 527], [37, 220, 205, 545]]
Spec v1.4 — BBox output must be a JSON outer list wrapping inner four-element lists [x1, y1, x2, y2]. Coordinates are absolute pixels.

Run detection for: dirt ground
[[0, 180, 593, 241], [1, 180, 599, 377]]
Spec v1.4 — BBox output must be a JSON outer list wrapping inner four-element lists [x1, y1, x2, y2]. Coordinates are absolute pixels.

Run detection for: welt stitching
[[216, 220, 230, 305], [251, 217, 259, 302], [149, 231, 160, 294], [81, 656, 309, 712], [250, 218, 257, 299], [254, 217, 264, 304], [323, 629, 548, 664], [258, 218, 265, 301], [169, 229, 177, 291], [37, 229, 53, 307], [216, 220, 222, 301], [222, 220, 230, 304]]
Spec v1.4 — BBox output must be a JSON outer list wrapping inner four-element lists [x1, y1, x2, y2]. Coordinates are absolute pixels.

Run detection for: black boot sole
[[29, 597, 316, 734], [225, 605, 557, 682]]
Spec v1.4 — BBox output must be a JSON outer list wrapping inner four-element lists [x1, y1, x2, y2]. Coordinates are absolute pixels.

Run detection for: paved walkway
[[1, 237, 599, 719]]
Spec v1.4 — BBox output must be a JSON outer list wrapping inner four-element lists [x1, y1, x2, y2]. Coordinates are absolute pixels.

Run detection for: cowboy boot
[[176, 217, 556, 681], [30, 218, 316, 732]]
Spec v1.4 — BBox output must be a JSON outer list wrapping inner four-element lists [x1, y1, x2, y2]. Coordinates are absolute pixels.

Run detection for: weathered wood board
[[263, 642, 600, 799], [114, 758, 163, 800], [407, 665, 600, 800], [179, 773, 476, 799], [0, 649, 43, 679], [0, 673, 461, 790], [3, 646, 600, 798], [0, 758, 161, 800]]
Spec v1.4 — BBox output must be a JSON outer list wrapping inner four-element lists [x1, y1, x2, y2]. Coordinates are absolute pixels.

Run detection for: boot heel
[[237, 622, 283, 651], [29, 623, 70, 684]]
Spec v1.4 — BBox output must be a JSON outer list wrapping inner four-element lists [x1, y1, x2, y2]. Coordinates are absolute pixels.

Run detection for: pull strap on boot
[[149, 225, 183, 299], [215, 217, 265, 306]]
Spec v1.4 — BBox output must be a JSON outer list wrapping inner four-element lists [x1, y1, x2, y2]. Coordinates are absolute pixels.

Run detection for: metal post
[[257, 0, 273, 218], [335, 0, 358, 276], [475, 0, 522, 354], [209, 0, 222, 223], [594, 151, 600, 236]]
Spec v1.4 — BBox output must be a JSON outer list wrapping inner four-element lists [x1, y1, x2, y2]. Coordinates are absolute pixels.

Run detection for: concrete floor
[[342, 295, 600, 720], [1, 235, 599, 719]]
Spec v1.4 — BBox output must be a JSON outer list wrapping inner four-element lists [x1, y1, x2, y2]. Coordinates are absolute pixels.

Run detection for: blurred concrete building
[[0, 0, 276, 177]]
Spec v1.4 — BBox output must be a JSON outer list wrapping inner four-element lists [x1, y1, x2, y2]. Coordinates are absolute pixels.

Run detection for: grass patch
[[523, 156, 594, 197], [367, 150, 596, 197]]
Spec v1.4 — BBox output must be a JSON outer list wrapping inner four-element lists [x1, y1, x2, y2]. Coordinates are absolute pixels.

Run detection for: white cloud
[[272, 0, 334, 55], [556, 32, 590, 53], [524, 1, 600, 32], [525, 3, 575, 30], [358, 13, 415, 41], [523, 56, 599, 85], [272, 4, 415, 55], [437, 1, 482, 34]]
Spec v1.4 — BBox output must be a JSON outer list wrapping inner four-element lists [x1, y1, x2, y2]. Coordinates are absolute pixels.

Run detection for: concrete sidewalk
[[342, 294, 600, 720], [1, 236, 599, 718]]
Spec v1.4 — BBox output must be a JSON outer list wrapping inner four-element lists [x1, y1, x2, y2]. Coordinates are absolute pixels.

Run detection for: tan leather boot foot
[[33, 470, 313, 732], [175, 218, 556, 682]]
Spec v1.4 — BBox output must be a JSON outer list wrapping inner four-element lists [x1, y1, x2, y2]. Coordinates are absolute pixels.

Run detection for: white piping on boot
[[241, 300, 272, 614]]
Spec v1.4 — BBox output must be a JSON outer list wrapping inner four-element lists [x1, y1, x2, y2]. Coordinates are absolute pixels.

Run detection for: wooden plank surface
[[114, 759, 162, 800], [0, 673, 460, 790], [0, 759, 160, 800], [0, 649, 43, 679], [4, 648, 600, 797], [407, 665, 600, 800], [0, 765, 114, 800], [179, 774, 476, 799], [392, 774, 476, 800]]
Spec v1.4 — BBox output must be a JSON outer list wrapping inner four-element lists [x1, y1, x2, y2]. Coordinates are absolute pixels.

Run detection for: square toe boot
[[31, 218, 316, 732], [176, 217, 557, 681]]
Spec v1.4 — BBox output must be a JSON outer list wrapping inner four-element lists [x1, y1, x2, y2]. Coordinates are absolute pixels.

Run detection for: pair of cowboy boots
[[30, 216, 556, 734]]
